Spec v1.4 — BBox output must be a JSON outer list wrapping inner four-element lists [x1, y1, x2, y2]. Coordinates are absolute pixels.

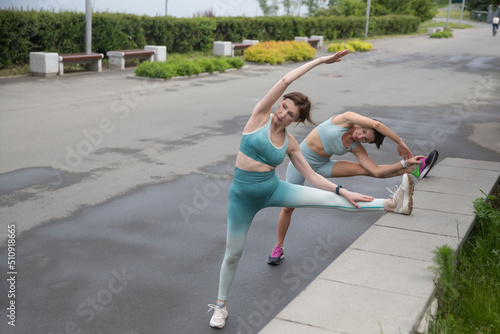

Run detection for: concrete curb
[[261, 158, 500, 334]]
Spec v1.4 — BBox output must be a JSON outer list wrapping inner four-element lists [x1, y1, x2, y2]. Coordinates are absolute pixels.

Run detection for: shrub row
[[0, 9, 420, 69], [327, 39, 374, 52], [134, 56, 244, 79], [430, 30, 453, 38], [243, 41, 316, 65]]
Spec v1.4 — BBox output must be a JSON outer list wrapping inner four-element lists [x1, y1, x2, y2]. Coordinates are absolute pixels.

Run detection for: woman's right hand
[[339, 188, 374, 209], [321, 49, 350, 64]]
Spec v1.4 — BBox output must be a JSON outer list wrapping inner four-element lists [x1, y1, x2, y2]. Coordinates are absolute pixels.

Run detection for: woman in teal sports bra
[[208, 50, 414, 329], [267, 111, 439, 265]]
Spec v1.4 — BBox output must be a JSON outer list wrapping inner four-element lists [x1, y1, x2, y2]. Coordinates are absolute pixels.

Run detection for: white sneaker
[[208, 303, 228, 328], [387, 173, 414, 215]]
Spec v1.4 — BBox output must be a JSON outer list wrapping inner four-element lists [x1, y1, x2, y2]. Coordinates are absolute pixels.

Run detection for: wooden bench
[[107, 49, 156, 70], [307, 38, 321, 49], [58, 53, 104, 75], [294, 36, 324, 49], [232, 43, 253, 55], [232, 40, 259, 56]]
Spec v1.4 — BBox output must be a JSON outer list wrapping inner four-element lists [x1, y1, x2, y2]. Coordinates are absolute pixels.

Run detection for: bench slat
[[59, 53, 103, 61], [107, 49, 155, 57], [233, 43, 253, 50]]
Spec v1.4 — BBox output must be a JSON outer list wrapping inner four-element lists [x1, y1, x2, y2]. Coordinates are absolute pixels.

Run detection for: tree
[[465, 0, 493, 10], [301, 0, 328, 16], [314, 0, 364, 16], [314, 0, 436, 22], [282, 0, 301, 15], [258, 0, 280, 15], [408, 0, 437, 22]]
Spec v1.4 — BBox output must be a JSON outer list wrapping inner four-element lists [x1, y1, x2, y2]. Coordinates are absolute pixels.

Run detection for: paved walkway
[[261, 158, 500, 333]]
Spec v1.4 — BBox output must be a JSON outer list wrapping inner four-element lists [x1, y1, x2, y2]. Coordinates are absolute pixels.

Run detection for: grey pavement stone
[[349, 224, 460, 261], [375, 208, 474, 239], [270, 278, 426, 334], [318, 248, 435, 298]]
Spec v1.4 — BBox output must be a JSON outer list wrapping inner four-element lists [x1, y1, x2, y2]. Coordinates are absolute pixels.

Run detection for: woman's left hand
[[339, 188, 374, 209], [406, 155, 426, 165]]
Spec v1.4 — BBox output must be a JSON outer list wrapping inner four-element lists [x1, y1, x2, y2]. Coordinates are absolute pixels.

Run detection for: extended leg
[[332, 160, 415, 178]]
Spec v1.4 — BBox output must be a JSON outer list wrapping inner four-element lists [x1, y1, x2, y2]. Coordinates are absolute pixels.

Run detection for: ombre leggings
[[217, 167, 385, 300]]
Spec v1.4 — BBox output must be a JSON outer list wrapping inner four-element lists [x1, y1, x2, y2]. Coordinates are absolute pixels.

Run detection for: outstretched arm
[[287, 135, 374, 209], [335, 111, 413, 159], [351, 145, 425, 177], [245, 50, 350, 130]]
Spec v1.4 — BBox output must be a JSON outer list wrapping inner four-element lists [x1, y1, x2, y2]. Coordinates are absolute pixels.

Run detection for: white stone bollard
[[145, 45, 166, 62], [29, 52, 59, 77], [107, 51, 127, 69], [213, 41, 232, 56], [294, 37, 308, 43]]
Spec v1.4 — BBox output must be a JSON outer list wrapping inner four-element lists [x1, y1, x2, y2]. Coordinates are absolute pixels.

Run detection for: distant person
[[207, 50, 415, 329], [493, 15, 499, 36]]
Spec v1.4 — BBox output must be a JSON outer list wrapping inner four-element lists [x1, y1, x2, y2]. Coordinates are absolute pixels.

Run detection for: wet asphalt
[[1, 19, 500, 334]]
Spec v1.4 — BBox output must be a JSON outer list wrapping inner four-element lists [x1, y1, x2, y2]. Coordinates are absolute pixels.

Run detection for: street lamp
[[445, 0, 452, 29], [85, 0, 92, 53], [365, 0, 371, 38]]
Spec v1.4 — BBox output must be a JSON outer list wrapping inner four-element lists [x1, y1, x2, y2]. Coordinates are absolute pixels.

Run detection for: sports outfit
[[286, 116, 359, 185], [217, 114, 385, 301]]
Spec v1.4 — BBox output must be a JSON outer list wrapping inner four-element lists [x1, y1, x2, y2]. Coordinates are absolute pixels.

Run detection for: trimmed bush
[[327, 42, 350, 52], [430, 30, 453, 38], [243, 41, 316, 65], [134, 56, 243, 79], [346, 39, 373, 51], [327, 39, 373, 52]]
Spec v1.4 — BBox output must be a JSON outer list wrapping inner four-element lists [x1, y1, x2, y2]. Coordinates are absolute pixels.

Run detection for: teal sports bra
[[238, 114, 288, 167], [317, 116, 359, 156]]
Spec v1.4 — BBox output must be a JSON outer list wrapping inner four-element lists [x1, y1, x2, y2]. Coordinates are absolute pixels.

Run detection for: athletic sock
[[411, 164, 420, 178]]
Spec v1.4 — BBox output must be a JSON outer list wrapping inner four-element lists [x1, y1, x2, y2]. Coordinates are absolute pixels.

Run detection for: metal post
[[365, 0, 371, 38], [85, 0, 92, 53], [445, 0, 452, 29], [459, 0, 466, 28], [165, 0, 168, 16]]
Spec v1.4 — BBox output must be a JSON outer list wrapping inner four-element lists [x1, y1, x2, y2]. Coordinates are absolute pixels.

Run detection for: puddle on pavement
[[0, 167, 89, 195]]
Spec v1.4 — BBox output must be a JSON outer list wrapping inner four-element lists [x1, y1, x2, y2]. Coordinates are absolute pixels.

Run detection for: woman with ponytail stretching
[[267, 111, 438, 265], [207, 50, 414, 328]]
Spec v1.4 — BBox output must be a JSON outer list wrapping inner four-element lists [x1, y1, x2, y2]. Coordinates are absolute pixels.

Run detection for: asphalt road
[[0, 20, 499, 334]]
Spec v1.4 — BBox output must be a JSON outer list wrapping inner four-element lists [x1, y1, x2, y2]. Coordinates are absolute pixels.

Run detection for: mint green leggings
[[217, 167, 385, 300]]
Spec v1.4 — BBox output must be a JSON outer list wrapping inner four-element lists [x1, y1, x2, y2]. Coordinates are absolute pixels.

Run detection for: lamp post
[[365, 0, 371, 38], [85, 0, 92, 53], [165, 0, 168, 16], [459, 0, 466, 28], [445, 0, 452, 29]]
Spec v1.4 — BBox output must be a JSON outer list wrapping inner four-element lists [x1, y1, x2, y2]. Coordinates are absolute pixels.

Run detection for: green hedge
[[0, 9, 420, 70], [134, 56, 244, 79]]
